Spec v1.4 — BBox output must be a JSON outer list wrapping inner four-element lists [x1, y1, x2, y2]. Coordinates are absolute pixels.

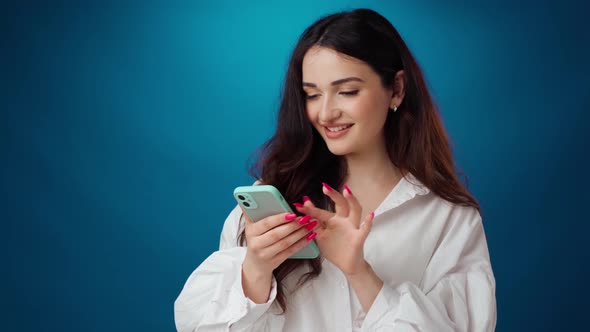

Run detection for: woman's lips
[[323, 124, 353, 138]]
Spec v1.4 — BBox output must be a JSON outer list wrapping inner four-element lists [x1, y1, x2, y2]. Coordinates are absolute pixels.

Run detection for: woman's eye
[[305, 94, 319, 100], [340, 90, 359, 96]]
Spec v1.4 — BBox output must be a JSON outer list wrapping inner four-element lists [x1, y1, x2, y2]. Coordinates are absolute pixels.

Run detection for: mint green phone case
[[233, 185, 320, 259]]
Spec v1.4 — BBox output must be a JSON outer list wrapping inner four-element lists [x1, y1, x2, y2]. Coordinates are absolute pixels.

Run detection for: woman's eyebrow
[[303, 77, 364, 88]]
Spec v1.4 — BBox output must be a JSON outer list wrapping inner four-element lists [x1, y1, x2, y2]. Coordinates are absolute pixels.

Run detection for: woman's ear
[[389, 70, 406, 110]]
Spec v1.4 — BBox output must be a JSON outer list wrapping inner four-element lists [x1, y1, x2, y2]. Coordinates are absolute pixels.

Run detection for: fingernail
[[344, 184, 352, 195], [370, 211, 375, 219], [293, 202, 303, 208], [306, 232, 317, 241], [298, 215, 311, 225], [285, 213, 297, 221], [303, 196, 310, 203], [305, 219, 318, 231], [322, 182, 332, 192]]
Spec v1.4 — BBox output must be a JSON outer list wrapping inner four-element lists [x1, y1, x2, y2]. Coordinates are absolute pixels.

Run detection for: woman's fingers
[[343, 184, 362, 228], [360, 211, 375, 240], [245, 211, 298, 237], [264, 223, 317, 260], [322, 182, 350, 217], [295, 203, 333, 226], [273, 229, 317, 262], [294, 195, 317, 210], [295, 196, 332, 228], [256, 216, 310, 248], [294, 184, 359, 227]]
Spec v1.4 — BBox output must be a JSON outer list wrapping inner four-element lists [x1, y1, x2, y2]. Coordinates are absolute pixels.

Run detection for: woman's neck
[[341, 146, 402, 217], [343, 145, 402, 193]]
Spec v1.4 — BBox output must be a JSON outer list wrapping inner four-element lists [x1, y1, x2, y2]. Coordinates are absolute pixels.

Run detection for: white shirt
[[175, 174, 497, 331]]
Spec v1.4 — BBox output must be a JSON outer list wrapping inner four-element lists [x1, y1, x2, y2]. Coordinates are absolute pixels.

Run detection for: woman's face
[[302, 46, 397, 157]]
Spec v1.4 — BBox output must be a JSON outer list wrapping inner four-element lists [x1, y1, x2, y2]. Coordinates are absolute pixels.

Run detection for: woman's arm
[[360, 211, 496, 331], [174, 206, 278, 332]]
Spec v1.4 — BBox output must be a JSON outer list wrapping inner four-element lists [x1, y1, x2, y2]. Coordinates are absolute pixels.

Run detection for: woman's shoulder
[[403, 173, 482, 226], [424, 191, 483, 230]]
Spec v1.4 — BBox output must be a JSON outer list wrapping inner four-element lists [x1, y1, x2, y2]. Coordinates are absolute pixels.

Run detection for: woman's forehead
[[302, 47, 371, 84], [303, 46, 365, 68]]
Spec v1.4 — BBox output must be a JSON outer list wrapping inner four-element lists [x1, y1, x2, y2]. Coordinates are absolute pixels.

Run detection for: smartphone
[[233, 185, 320, 259]]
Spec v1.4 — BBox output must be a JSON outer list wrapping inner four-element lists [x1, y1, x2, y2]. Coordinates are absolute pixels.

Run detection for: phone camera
[[243, 202, 250, 207], [237, 195, 245, 200]]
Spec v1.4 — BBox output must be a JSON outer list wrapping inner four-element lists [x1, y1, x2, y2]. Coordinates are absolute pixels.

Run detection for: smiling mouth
[[325, 124, 353, 132]]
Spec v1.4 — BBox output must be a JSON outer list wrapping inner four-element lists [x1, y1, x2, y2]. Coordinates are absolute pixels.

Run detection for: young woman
[[175, 8, 496, 332]]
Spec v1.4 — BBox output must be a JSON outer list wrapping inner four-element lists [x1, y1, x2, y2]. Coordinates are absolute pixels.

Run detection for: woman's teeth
[[326, 125, 352, 132]]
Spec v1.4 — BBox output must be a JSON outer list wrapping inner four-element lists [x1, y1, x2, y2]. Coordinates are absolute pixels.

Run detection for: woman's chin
[[325, 143, 353, 156]]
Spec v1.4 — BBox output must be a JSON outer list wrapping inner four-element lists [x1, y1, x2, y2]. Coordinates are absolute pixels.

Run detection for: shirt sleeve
[[174, 205, 279, 332], [361, 208, 497, 332]]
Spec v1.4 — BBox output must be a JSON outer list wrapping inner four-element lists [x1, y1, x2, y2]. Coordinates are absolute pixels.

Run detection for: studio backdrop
[[3, 0, 588, 331]]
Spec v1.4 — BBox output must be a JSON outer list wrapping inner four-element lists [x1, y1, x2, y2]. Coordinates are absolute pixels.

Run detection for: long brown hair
[[239, 8, 479, 313]]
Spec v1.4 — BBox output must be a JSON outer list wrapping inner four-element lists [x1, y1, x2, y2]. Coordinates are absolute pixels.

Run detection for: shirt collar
[[374, 172, 430, 216]]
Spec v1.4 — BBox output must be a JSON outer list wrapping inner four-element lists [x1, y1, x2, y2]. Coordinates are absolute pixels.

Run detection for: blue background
[[3, 0, 589, 331]]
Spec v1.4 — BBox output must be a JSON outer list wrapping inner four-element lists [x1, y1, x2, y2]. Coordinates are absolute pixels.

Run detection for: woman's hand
[[294, 183, 375, 277], [241, 210, 317, 303]]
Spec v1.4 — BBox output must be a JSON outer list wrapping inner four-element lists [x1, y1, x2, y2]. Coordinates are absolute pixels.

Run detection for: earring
[[392, 105, 398, 112]]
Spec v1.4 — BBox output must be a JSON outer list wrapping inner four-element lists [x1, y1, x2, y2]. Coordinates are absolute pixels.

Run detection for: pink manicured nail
[[370, 212, 375, 219], [303, 196, 310, 203], [298, 215, 311, 225], [285, 213, 297, 221], [305, 219, 318, 231], [293, 202, 303, 208], [306, 232, 317, 241], [322, 182, 332, 192], [344, 184, 352, 195]]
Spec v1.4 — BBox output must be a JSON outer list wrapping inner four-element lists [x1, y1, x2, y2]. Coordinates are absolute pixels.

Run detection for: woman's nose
[[318, 96, 341, 123]]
